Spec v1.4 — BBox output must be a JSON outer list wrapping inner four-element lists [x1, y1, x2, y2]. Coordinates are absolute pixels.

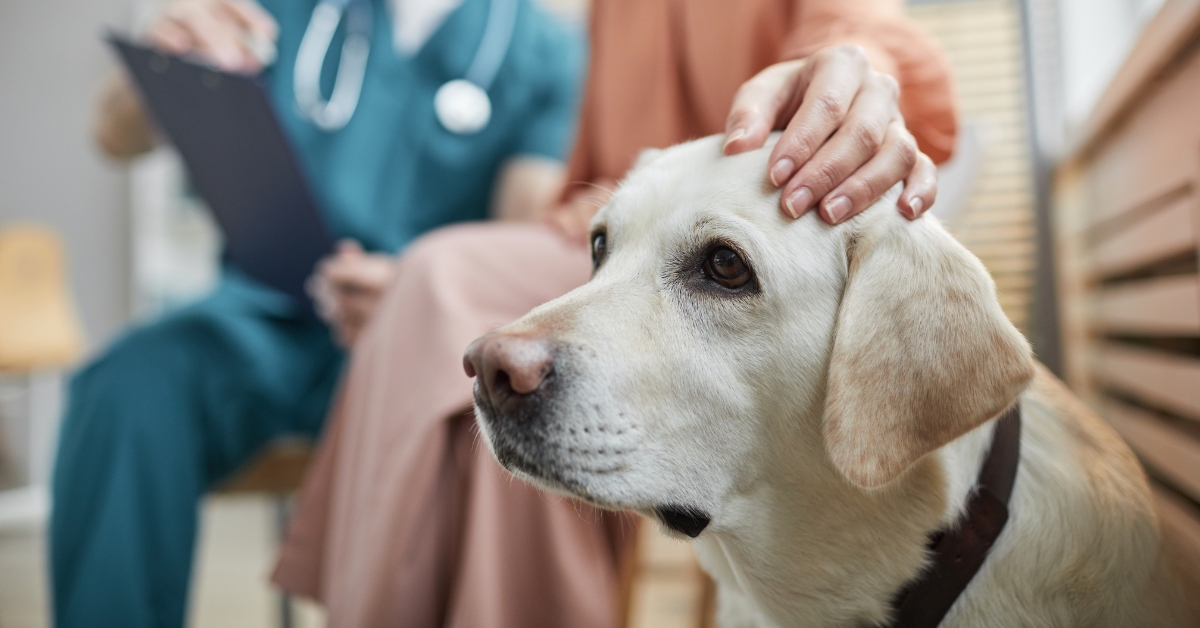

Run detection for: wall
[[1057, 0, 1165, 132], [0, 0, 134, 352]]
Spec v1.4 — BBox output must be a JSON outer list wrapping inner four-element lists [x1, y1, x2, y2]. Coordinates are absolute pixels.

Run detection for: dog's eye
[[703, 246, 751, 289], [591, 231, 608, 270]]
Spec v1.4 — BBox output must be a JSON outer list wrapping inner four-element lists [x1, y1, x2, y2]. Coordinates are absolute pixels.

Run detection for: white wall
[[0, 0, 134, 351], [1057, 0, 1165, 131]]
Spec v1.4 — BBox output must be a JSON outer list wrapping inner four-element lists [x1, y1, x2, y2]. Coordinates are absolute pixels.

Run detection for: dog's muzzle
[[465, 330, 633, 493]]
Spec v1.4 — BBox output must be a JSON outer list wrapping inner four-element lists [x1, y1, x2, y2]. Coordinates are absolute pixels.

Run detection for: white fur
[[471, 135, 1196, 627]]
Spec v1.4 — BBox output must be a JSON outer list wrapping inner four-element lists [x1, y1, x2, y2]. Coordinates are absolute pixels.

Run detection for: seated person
[[52, 0, 584, 626], [270, 0, 958, 626]]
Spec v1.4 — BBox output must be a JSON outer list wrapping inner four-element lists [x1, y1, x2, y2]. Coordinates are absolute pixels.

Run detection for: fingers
[[305, 273, 337, 322], [899, 152, 938, 220], [777, 72, 901, 219], [723, 60, 806, 156], [816, 120, 920, 224], [323, 252, 394, 294], [766, 47, 871, 188], [331, 295, 374, 348], [217, 0, 278, 42], [149, 19, 195, 54], [336, 238, 364, 256], [151, 0, 270, 72]]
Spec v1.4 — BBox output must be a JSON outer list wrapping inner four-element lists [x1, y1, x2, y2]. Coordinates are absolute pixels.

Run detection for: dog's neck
[[692, 413, 999, 628]]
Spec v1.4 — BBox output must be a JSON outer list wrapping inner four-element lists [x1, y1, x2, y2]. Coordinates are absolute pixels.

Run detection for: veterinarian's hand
[[309, 240, 397, 348], [723, 46, 936, 225], [147, 0, 278, 73]]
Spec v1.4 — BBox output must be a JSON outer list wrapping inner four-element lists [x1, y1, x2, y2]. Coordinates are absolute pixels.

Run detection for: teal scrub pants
[[50, 279, 343, 628]]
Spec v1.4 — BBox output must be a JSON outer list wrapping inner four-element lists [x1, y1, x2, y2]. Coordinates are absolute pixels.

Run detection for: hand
[[723, 46, 937, 225], [308, 240, 397, 347], [148, 0, 278, 73], [544, 183, 615, 246]]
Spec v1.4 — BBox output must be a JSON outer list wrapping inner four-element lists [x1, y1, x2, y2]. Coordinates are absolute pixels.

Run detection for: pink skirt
[[272, 223, 636, 628]]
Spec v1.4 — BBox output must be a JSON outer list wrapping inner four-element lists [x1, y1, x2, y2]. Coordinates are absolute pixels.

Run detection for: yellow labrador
[[464, 136, 1197, 627]]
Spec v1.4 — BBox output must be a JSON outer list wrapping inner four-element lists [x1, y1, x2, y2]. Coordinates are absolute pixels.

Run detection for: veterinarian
[[52, 0, 583, 626], [270, 0, 959, 626]]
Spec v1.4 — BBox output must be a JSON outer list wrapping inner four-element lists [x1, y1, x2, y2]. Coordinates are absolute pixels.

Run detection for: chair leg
[[275, 495, 294, 628]]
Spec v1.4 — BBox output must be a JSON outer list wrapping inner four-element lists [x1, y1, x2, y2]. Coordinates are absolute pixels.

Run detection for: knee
[[393, 224, 509, 306], [64, 313, 220, 432], [394, 222, 574, 307]]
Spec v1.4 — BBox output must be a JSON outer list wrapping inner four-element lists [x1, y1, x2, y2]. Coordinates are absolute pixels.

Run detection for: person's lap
[[274, 222, 635, 628], [51, 277, 342, 628]]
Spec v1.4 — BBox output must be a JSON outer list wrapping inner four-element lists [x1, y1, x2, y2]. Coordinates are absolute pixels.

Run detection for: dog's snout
[[464, 332, 555, 406]]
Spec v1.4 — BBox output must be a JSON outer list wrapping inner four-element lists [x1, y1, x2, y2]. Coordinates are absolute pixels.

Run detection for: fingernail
[[784, 187, 812, 219], [217, 47, 243, 71], [908, 197, 924, 218], [769, 159, 795, 187], [824, 196, 852, 224], [723, 128, 746, 150]]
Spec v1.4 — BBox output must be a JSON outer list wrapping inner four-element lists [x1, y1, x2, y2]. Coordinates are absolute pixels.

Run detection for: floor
[[0, 493, 706, 628], [0, 494, 325, 628]]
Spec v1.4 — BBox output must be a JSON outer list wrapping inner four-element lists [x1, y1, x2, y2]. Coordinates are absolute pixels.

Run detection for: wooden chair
[[0, 224, 84, 525], [0, 224, 84, 372]]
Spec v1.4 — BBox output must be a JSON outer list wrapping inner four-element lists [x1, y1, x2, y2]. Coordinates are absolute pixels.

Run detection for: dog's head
[[465, 135, 1033, 538]]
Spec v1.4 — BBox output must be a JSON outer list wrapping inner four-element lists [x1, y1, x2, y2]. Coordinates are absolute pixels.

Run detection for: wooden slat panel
[[1087, 47, 1200, 225], [1092, 275, 1200, 335], [909, 0, 1034, 334], [1089, 194, 1197, 278], [1092, 343, 1200, 422], [1071, 0, 1200, 155], [1099, 398, 1200, 503]]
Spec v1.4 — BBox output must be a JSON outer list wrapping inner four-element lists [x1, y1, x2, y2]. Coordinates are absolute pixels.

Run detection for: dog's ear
[[823, 209, 1034, 489]]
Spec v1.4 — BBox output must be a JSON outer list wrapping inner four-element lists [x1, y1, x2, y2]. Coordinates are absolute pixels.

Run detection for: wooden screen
[[908, 0, 1038, 332], [1055, 0, 1200, 571]]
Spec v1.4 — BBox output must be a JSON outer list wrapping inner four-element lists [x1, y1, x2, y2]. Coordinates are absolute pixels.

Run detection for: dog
[[463, 135, 1197, 627]]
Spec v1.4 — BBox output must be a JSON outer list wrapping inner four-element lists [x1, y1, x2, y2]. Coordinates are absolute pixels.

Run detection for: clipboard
[[108, 35, 335, 313]]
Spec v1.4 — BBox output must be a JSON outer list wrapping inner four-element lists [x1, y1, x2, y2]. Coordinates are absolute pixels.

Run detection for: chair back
[[0, 224, 85, 371]]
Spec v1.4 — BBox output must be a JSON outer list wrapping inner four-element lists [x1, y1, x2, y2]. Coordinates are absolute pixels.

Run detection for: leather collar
[[888, 404, 1022, 628]]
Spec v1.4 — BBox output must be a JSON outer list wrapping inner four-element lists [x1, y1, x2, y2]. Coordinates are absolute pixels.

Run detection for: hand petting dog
[[723, 45, 937, 224]]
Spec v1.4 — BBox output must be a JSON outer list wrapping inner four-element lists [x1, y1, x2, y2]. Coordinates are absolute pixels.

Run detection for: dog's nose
[[464, 331, 555, 405]]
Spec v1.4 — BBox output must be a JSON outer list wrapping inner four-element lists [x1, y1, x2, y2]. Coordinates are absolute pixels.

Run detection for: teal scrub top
[[256, 0, 585, 254]]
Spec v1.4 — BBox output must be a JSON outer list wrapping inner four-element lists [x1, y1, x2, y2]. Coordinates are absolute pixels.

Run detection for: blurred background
[[2, 0, 1198, 626]]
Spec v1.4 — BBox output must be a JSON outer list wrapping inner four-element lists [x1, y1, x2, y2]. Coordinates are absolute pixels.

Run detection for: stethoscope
[[293, 0, 518, 134]]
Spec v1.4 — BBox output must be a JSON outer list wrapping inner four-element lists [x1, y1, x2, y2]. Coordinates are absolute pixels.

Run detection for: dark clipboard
[[108, 35, 334, 314]]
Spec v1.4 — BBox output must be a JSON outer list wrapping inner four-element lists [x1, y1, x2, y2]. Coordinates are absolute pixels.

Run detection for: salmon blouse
[[566, 0, 959, 188]]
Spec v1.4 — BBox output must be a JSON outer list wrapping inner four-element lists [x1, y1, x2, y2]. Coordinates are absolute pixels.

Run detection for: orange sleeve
[[560, 0, 606, 199], [562, 66, 599, 199], [783, 0, 959, 164]]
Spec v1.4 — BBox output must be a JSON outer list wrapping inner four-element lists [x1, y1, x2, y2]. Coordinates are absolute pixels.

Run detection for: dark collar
[[888, 404, 1022, 628]]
